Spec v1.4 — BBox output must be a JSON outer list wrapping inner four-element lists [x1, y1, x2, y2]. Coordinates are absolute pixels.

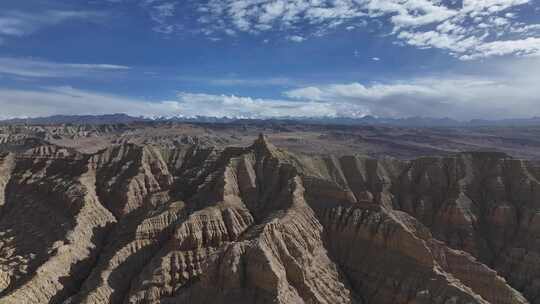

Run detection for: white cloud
[[287, 35, 305, 42], [195, 0, 366, 37], [259, 1, 287, 24], [286, 83, 440, 103], [100, 0, 540, 59], [0, 57, 129, 78], [168, 92, 336, 118], [385, 0, 540, 59], [397, 30, 481, 53], [284, 57, 540, 119], [378, 0, 457, 28], [2, 57, 539, 121], [461, 0, 530, 14], [181, 0, 538, 59], [0, 87, 338, 119], [511, 24, 540, 34], [1, 58, 539, 120], [459, 37, 540, 60]]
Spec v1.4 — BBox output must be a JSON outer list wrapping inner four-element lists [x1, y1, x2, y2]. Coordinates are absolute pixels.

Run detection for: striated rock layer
[[0, 135, 538, 303]]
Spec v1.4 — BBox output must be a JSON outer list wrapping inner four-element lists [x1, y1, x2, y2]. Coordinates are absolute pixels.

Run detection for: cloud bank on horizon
[[0, 0, 539, 120], [1, 56, 538, 120]]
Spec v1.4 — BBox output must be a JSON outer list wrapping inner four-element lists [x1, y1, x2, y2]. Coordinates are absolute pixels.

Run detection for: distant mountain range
[[2, 113, 540, 127]]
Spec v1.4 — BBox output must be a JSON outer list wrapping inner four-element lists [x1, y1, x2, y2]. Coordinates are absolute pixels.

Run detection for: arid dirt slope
[[1, 135, 539, 303]]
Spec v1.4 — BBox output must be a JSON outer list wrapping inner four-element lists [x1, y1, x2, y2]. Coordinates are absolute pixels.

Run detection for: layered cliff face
[[0, 136, 538, 303]]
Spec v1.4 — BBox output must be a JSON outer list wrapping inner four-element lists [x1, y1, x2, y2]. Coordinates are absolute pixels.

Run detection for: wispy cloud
[[0, 86, 159, 119], [0, 57, 129, 78], [206, 77, 294, 87], [0, 10, 106, 43], [144, 1, 180, 34]]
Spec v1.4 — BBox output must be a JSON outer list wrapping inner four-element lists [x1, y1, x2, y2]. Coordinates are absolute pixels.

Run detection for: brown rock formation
[[0, 136, 537, 303]]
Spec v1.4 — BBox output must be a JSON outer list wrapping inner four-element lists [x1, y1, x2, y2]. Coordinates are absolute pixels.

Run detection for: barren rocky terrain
[[1, 122, 540, 303], [2, 121, 540, 159]]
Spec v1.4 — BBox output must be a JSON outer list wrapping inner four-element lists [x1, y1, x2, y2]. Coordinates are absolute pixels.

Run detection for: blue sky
[[0, 0, 539, 119]]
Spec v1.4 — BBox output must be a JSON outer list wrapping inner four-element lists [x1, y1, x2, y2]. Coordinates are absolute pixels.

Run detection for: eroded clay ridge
[[0, 135, 538, 304]]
